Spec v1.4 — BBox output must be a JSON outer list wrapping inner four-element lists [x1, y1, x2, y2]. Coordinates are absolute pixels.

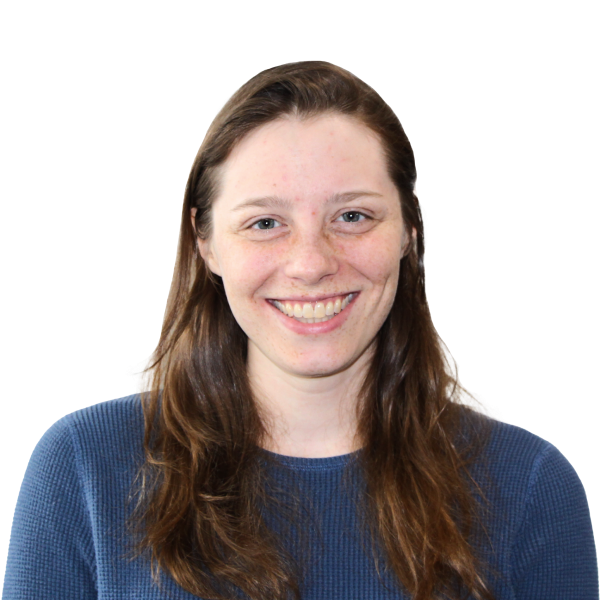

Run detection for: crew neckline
[[259, 447, 363, 471]]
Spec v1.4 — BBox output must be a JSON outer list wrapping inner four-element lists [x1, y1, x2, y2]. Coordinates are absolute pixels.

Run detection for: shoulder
[[30, 394, 144, 474], [463, 410, 581, 504]]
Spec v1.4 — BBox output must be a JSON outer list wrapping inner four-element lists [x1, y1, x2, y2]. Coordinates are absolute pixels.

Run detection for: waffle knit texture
[[3, 394, 598, 599]]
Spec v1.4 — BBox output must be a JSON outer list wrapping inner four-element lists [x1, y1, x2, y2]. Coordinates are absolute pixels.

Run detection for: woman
[[3, 62, 597, 600]]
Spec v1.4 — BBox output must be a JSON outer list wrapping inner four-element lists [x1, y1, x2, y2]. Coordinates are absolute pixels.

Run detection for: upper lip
[[267, 292, 357, 303]]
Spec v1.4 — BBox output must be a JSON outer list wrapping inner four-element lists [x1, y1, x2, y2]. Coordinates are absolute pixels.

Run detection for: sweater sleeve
[[2, 417, 97, 600], [510, 443, 598, 599]]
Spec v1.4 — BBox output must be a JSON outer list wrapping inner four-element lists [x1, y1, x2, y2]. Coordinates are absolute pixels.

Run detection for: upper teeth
[[272, 293, 355, 321]]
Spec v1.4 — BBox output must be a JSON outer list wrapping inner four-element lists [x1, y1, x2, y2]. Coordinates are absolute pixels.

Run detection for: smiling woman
[[120, 61, 591, 600], [3, 62, 598, 600], [130, 61, 506, 600]]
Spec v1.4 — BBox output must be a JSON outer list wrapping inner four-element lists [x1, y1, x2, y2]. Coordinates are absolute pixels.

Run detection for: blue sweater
[[2, 394, 598, 599]]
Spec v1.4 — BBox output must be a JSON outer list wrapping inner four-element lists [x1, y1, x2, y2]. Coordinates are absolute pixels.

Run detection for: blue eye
[[248, 210, 372, 231], [339, 211, 365, 222], [252, 218, 281, 230]]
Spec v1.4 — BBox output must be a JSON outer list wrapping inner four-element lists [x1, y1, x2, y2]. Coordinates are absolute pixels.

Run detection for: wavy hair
[[131, 61, 495, 600]]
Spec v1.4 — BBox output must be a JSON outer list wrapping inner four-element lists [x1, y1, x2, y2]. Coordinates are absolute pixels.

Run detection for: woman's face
[[198, 113, 408, 379]]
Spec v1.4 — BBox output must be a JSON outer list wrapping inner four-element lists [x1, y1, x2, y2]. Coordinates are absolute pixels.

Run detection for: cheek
[[218, 243, 277, 301], [240, 245, 278, 282], [339, 232, 403, 283], [365, 251, 401, 283]]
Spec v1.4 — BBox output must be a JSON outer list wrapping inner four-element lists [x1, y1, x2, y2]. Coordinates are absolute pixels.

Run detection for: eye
[[248, 210, 373, 231], [250, 218, 282, 230], [336, 211, 368, 223]]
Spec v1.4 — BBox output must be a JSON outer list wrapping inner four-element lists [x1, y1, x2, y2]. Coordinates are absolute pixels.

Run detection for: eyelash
[[249, 211, 370, 231]]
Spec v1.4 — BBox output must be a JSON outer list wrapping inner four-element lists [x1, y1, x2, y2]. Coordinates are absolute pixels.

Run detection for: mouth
[[266, 291, 360, 306], [265, 292, 360, 334], [267, 292, 357, 324]]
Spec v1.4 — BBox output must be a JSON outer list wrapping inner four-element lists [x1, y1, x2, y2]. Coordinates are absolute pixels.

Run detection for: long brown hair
[[132, 61, 494, 600]]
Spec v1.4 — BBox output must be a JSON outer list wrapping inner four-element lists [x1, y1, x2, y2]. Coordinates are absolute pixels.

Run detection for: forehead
[[214, 113, 395, 207]]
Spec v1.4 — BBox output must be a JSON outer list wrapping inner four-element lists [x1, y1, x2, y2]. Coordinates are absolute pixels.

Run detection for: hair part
[[129, 61, 495, 600]]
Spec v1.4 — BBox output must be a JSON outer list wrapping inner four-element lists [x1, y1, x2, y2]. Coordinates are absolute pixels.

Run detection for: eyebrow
[[231, 190, 383, 212]]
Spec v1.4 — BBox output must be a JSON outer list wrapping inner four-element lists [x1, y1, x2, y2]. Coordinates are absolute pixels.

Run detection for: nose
[[280, 231, 343, 285]]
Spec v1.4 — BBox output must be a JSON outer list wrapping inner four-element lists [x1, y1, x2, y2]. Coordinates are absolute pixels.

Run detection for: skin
[[195, 113, 410, 458]]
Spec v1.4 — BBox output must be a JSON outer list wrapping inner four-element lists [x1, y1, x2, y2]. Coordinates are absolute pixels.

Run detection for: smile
[[265, 292, 360, 336], [268, 293, 356, 323]]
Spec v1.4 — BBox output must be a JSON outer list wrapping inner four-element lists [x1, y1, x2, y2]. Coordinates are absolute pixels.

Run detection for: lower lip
[[265, 294, 359, 335]]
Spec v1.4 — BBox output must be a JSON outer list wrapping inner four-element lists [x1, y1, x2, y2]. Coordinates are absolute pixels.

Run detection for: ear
[[401, 226, 418, 257], [191, 208, 222, 276]]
